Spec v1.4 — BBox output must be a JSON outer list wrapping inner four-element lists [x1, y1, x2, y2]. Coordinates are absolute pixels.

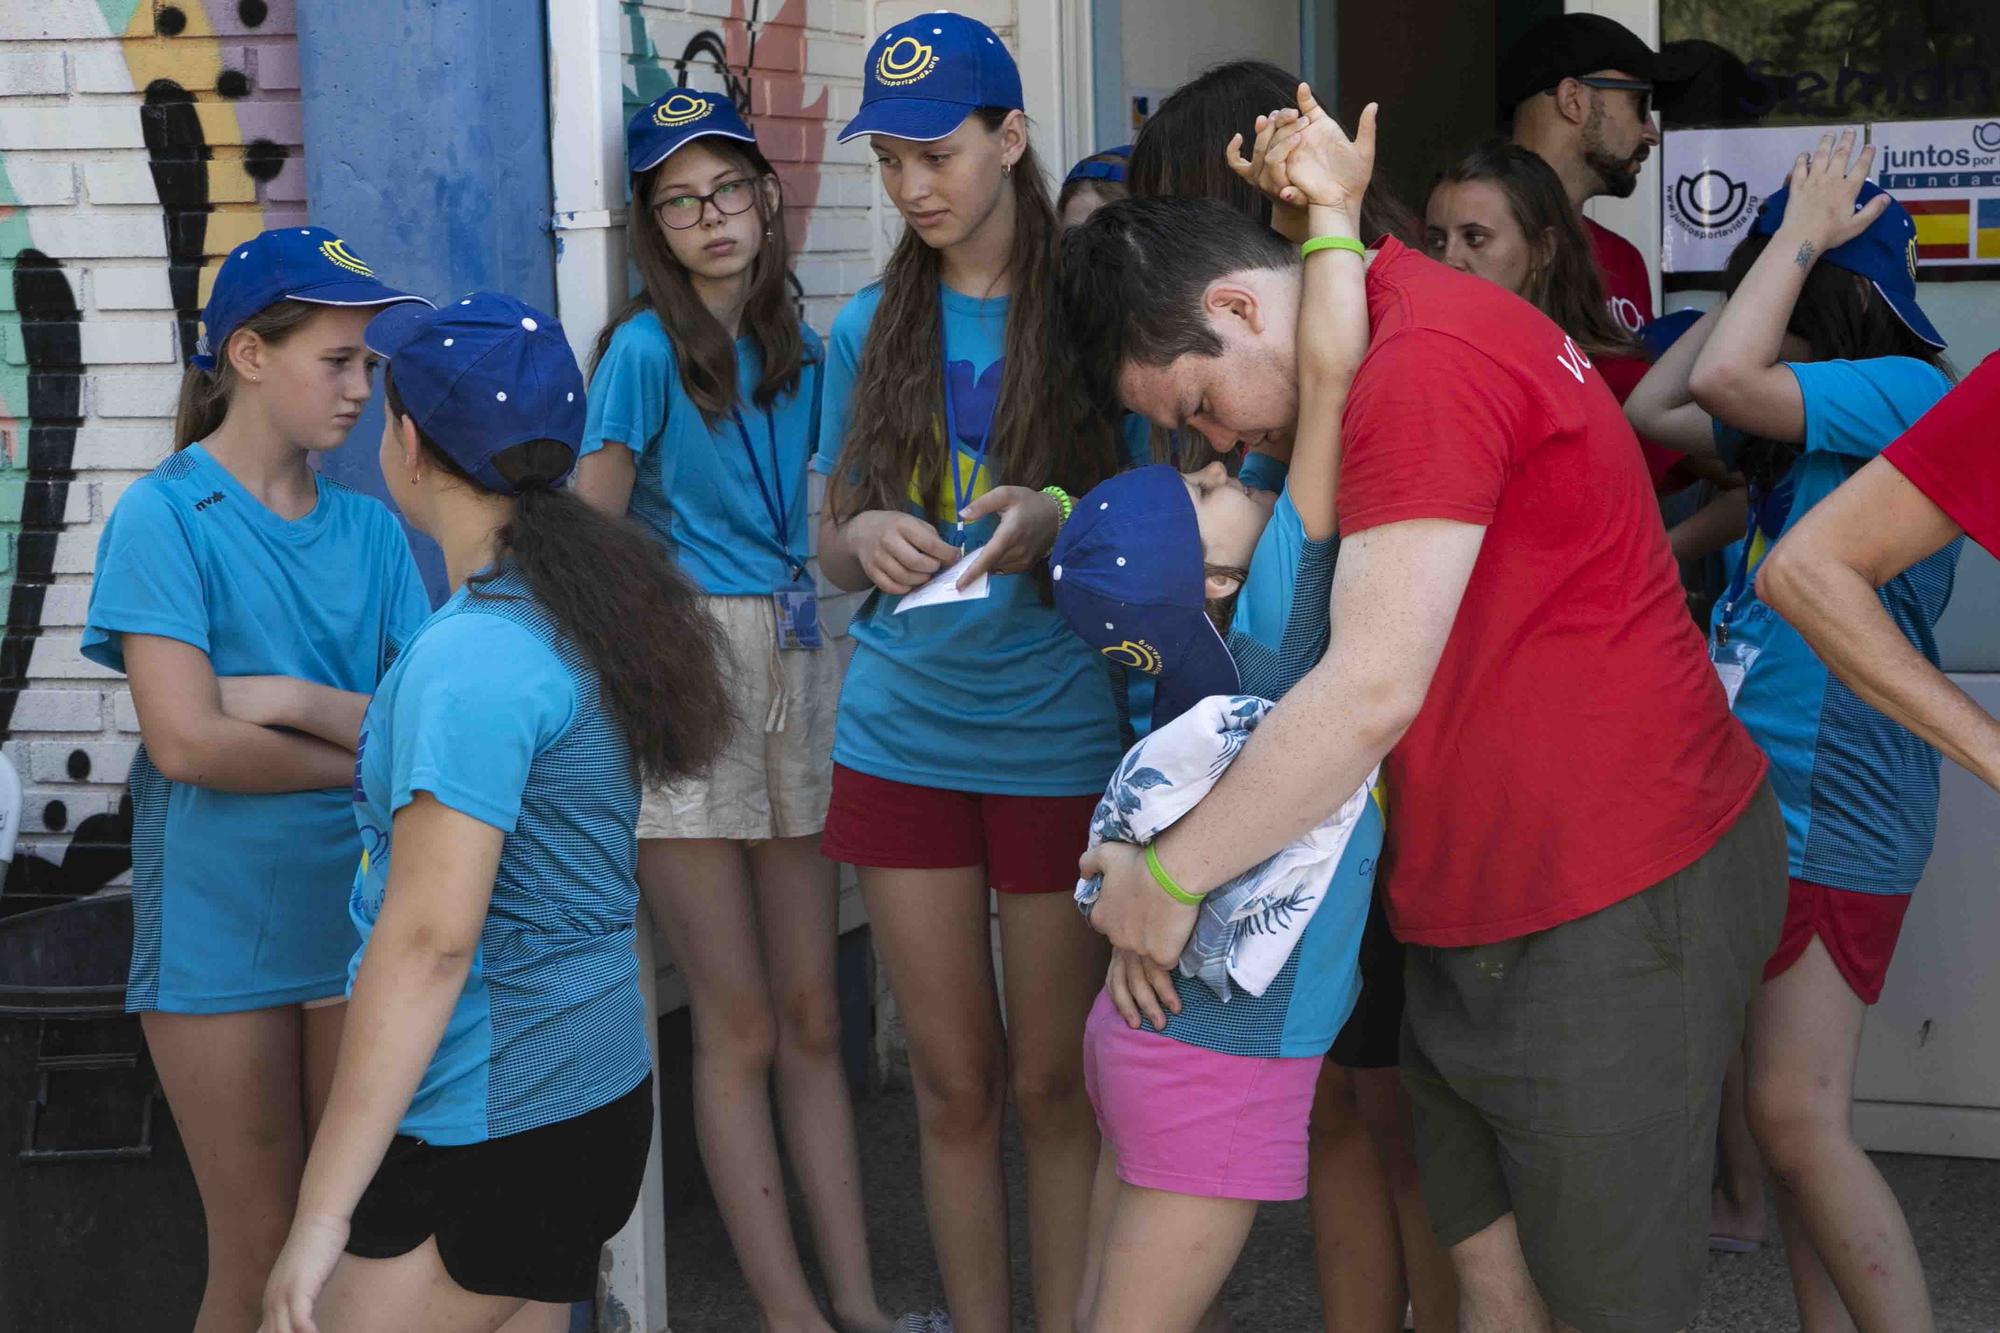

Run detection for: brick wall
[[0, 0, 306, 894], [0, 0, 1043, 904]]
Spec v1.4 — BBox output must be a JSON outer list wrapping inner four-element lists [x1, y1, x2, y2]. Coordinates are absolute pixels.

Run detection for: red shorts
[[820, 764, 1099, 894], [1763, 878, 1913, 1004]]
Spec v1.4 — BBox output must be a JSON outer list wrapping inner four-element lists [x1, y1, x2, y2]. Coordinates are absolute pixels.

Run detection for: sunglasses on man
[[1569, 74, 1653, 119]]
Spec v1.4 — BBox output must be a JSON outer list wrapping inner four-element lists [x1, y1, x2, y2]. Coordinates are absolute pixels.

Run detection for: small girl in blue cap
[[1049, 95, 1397, 1333], [259, 293, 731, 1331], [81, 225, 431, 1327], [1626, 131, 1957, 1331]]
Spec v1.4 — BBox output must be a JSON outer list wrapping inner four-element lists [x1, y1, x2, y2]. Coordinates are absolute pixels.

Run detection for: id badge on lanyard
[[731, 406, 822, 652], [1710, 626, 1760, 711], [1710, 489, 1775, 710], [773, 578, 822, 652]]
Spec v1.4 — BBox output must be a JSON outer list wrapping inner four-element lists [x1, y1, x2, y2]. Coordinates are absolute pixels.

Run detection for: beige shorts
[[637, 593, 840, 842]]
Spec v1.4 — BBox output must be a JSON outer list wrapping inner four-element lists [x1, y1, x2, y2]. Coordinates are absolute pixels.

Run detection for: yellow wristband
[[1301, 234, 1368, 260], [1145, 843, 1203, 907]]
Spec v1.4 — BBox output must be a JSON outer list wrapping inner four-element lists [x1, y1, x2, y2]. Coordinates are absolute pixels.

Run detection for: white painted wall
[[1118, 0, 1300, 129]]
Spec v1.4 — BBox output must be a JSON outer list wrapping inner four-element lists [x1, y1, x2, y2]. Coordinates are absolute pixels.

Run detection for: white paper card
[[894, 551, 991, 614]]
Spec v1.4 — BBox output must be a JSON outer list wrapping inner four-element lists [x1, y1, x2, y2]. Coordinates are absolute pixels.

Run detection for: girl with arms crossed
[[82, 227, 430, 1332]]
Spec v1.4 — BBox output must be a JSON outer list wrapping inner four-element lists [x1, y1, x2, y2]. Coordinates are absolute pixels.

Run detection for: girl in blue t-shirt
[[572, 94, 902, 1333], [811, 14, 1125, 1332], [1626, 133, 1956, 1332], [260, 295, 732, 1331], [80, 226, 430, 1329]]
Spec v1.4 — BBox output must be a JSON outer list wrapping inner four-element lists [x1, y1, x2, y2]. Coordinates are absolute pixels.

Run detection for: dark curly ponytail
[[385, 371, 733, 784]]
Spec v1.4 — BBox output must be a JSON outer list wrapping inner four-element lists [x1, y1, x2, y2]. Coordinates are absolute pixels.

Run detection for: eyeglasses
[[653, 178, 757, 230], [1572, 75, 1653, 119]]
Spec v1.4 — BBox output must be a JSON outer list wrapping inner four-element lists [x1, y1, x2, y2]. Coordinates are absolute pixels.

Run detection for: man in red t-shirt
[[1058, 195, 1783, 1332], [1501, 14, 1663, 337], [1762, 354, 2000, 794]]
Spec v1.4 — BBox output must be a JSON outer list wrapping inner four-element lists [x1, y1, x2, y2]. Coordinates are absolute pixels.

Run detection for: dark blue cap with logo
[[1751, 180, 1945, 349], [838, 11, 1022, 144], [1051, 465, 1242, 729], [192, 225, 426, 371], [365, 292, 586, 495], [627, 88, 759, 176]]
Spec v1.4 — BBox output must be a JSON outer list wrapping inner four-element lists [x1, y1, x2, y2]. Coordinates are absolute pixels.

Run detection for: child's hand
[[1106, 947, 1182, 1030], [1773, 129, 1888, 265]]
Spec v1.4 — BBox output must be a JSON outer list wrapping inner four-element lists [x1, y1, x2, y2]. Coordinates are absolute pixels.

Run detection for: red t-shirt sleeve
[[1338, 330, 1541, 536], [1883, 353, 2000, 557]]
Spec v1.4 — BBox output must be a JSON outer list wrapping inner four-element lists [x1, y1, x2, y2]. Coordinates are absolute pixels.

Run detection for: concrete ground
[[659, 1081, 2000, 1331]]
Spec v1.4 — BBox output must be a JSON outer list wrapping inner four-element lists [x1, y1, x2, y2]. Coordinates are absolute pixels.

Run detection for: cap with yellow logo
[[838, 10, 1023, 144], [191, 226, 428, 372], [626, 89, 759, 177]]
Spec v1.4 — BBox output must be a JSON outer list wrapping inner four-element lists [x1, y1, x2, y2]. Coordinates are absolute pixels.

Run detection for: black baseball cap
[[1497, 13, 1662, 118]]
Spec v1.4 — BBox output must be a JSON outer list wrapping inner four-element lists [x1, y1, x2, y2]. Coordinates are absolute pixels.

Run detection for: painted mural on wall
[[0, 0, 306, 894]]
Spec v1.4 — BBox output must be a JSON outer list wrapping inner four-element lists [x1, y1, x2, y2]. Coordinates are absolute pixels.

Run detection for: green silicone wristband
[[1041, 485, 1074, 529], [1145, 843, 1203, 907], [1301, 234, 1368, 260]]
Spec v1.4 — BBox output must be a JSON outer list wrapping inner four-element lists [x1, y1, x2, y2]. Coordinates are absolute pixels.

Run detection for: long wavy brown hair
[[386, 370, 732, 784], [1430, 141, 1641, 362], [830, 110, 1119, 521], [590, 135, 806, 427]]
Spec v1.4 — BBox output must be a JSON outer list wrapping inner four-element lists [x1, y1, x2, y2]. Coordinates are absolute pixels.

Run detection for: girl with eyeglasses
[[573, 94, 902, 1333]]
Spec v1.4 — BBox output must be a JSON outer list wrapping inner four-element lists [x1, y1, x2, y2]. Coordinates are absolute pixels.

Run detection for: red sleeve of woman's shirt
[[1882, 354, 2000, 558]]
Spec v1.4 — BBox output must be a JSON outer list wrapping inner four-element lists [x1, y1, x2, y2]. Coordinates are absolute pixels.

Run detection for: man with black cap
[[1502, 12, 1667, 336]]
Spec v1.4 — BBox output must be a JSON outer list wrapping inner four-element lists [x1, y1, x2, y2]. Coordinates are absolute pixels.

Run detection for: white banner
[[1661, 124, 1860, 273], [1663, 118, 2000, 273]]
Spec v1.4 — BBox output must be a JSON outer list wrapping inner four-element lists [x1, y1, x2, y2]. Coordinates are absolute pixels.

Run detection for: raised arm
[[126, 635, 356, 792], [1690, 131, 1888, 444], [1624, 306, 1725, 456], [1758, 457, 2000, 791], [1228, 87, 1376, 541]]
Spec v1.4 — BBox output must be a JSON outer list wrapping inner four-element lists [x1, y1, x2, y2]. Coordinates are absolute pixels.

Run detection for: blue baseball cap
[[627, 89, 758, 176], [192, 226, 426, 371], [1751, 180, 1945, 349], [1051, 466, 1241, 728], [837, 11, 1022, 144], [1064, 145, 1131, 187], [365, 292, 586, 495]]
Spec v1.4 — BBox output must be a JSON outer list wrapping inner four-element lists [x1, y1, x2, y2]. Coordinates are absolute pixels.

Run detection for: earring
[[764, 226, 773, 241], [1002, 163, 1012, 177]]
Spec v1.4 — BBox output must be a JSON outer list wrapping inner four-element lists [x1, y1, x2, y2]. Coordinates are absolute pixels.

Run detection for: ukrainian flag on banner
[[1906, 200, 1970, 261], [1979, 199, 2000, 260]]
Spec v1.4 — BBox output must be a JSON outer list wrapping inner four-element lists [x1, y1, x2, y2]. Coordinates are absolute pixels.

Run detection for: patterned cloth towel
[[1075, 694, 1377, 1001]]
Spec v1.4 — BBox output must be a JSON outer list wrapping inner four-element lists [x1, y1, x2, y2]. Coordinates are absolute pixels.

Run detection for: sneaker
[[893, 1312, 952, 1333]]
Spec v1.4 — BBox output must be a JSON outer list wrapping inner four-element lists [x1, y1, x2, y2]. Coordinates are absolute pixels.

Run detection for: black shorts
[[346, 1075, 654, 1304], [1328, 887, 1404, 1069]]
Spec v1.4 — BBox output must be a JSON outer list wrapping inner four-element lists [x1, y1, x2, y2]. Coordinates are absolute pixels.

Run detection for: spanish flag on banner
[[1906, 200, 1970, 262], [1979, 199, 2000, 260]]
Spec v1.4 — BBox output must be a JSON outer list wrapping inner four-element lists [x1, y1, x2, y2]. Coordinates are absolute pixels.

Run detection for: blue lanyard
[[728, 405, 804, 580], [939, 306, 995, 545]]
